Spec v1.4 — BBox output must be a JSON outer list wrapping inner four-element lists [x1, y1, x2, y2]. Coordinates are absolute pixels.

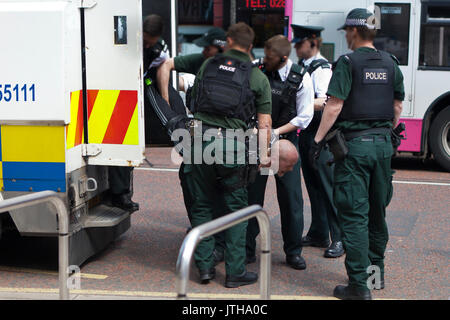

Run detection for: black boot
[[333, 285, 372, 300], [324, 241, 345, 258], [112, 194, 139, 212], [286, 255, 306, 270], [199, 268, 216, 284], [225, 271, 258, 288]]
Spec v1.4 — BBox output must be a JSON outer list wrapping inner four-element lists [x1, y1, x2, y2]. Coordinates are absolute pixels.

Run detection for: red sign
[[245, 0, 285, 9]]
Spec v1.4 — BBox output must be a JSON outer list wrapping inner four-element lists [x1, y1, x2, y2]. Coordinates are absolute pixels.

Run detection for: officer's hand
[[309, 140, 325, 170], [259, 156, 272, 169]]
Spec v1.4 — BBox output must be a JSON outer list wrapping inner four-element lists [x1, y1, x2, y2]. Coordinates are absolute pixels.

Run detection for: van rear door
[[68, 0, 145, 167]]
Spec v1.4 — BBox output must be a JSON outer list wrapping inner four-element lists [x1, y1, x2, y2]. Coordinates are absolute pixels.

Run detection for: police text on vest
[[365, 72, 387, 80], [219, 65, 236, 72], [363, 68, 389, 84]]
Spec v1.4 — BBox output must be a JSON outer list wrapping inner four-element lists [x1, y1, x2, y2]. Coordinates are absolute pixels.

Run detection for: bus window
[[374, 3, 411, 66], [420, 26, 450, 68], [419, 2, 450, 68]]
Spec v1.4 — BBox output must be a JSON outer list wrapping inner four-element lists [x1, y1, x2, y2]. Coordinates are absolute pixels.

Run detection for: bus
[[287, 0, 450, 171]]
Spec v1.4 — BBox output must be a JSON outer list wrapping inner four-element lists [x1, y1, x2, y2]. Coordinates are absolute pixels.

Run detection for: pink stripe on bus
[[285, 0, 294, 41], [397, 119, 423, 153]]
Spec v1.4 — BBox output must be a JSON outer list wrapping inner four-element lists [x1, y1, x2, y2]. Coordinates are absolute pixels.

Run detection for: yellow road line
[[0, 287, 338, 300], [0, 267, 108, 280], [0, 287, 400, 300]]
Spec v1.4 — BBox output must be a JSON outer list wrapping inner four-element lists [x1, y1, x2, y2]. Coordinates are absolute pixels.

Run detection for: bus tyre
[[430, 106, 450, 172]]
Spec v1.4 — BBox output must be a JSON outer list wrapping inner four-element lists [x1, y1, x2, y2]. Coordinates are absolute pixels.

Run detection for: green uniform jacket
[[173, 53, 205, 75]]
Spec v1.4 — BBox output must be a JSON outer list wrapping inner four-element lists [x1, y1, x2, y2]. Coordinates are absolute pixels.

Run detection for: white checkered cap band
[[345, 18, 377, 29], [212, 39, 226, 47]]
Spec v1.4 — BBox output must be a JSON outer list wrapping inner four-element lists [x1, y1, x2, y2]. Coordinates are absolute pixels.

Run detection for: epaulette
[[390, 54, 400, 65], [331, 55, 350, 70]]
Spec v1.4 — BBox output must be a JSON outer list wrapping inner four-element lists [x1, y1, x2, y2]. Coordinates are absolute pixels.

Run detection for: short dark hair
[[354, 26, 377, 41], [226, 22, 255, 50], [310, 37, 323, 50], [143, 14, 164, 37], [264, 35, 291, 58]]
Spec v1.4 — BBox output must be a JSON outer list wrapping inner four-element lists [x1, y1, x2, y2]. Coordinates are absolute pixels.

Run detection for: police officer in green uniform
[[246, 35, 314, 269], [157, 27, 227, 104], [188, 22, 272, 287], [157, 27, 228, 264], [310, 8, 404, 300], [292, 24, 344, 258]]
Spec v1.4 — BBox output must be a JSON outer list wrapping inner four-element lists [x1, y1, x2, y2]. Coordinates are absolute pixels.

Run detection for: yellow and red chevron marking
[[67, 90, 139, 149]]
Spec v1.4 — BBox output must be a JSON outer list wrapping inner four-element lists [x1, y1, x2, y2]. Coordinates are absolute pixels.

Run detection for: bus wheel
[[430, 106, 450, 172]]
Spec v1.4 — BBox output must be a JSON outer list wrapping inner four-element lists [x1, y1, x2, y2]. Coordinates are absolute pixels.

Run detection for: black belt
[[189, 121, 231, 138], [344, 128, 391, 141]]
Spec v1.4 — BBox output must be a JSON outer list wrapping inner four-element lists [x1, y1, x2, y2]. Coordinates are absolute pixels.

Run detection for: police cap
[[291, 25, 324, 43], [193, 27, 227, 48], [338, 8, 377, 30]]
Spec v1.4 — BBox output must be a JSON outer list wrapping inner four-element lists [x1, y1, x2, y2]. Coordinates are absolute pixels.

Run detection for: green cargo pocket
[[333, 176, 354, 212], [385, 169, 395, 207]]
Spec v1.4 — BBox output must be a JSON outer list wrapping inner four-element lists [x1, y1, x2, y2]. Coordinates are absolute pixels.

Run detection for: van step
[[83, 205, 129, 228]]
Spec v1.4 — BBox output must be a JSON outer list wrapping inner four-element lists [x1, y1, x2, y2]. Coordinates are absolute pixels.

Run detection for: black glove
[[391, 123, 406, 153], [309, 140, 325, 170]]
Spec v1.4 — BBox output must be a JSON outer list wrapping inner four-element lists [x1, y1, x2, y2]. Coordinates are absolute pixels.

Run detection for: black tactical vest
[[303, 58, 332, 132], [268, 63, 306, 128], [194, 55, 255, 123], [307, 59, 331, 78], [339, 50, 395, 121]]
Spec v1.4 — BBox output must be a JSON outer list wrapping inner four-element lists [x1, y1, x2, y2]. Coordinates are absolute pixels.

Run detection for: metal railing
[[0, 191, 70, 300], [175, 205, 271, 300]]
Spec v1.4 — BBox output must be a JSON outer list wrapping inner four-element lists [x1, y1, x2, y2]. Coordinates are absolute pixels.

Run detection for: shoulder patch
[[252, 57, 264, 69], [291, 62, 307, 76], [332, 55, 350, 70]]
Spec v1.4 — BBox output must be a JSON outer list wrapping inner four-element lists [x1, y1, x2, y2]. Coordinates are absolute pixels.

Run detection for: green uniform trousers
[[333, 133, 394, 288], [246, 132, 304, 257], [299, 129, 341, 242], [179, 162, 226, 253], [189, 138, 248, 276]]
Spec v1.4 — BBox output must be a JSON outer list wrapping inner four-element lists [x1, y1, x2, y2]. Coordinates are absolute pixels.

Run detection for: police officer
[[292, 24, 344, 258], [246, 35, 314, 270], [156, 27, 228, 264], [310, 8, 404, 299], [188, 22, 272, 287], [108, 14, 169, 212], [157, 27, 227, 105]]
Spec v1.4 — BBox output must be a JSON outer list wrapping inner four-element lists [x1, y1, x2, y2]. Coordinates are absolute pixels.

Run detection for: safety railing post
[[175, 205, 271, 300], [0, 191, 70, 300]]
